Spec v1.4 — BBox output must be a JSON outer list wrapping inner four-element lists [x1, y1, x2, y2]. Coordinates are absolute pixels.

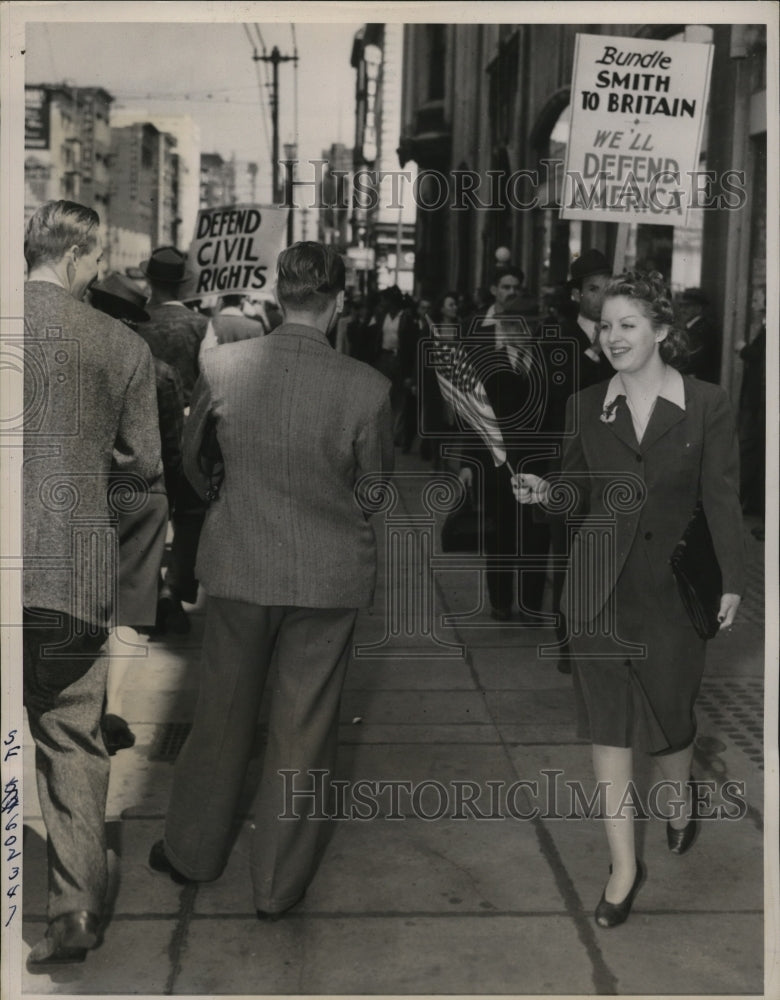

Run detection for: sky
[[24, 16, 361, 197]]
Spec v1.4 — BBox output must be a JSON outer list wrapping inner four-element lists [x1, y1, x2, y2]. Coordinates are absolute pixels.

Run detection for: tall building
[[399, 22, 768, 401], [200, 152, 236, 209], [233, 159, 260, 204], [24, 84, 113, 221], [110, 109, 201, 247], [351, 24, 417, 294], [75, 87, 113, 216], [318, 142, 352, 252], [108, 122, 179, 275]]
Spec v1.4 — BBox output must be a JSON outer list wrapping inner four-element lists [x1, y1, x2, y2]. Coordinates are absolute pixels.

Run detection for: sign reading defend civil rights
[[186, 204, 288, 296], [561, 34, 713, 226]]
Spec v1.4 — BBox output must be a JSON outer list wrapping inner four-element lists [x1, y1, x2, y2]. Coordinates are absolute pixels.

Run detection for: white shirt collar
[[603, 367, 686, 411]]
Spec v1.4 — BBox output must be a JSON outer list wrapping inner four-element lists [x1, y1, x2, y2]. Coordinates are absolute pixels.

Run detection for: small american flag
[[431, 327, 507, 467]]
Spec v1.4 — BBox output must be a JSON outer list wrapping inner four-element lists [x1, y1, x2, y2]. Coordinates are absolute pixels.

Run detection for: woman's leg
[[654, 742, 695, 831], [592, 743, 637, 901]]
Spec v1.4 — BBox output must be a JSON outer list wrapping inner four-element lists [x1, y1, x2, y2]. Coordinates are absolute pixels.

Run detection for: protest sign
[[561, 34, 713, 226], [183, 204, 288, 298]]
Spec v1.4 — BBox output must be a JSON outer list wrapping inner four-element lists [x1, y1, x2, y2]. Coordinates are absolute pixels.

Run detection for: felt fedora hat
[[569, 248, 611, 283], [90, 272, 150, 323], [140, 245, 191, 284]]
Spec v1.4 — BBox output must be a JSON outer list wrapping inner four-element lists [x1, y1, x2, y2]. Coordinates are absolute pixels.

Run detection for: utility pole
[[252, 45, 298, 204]]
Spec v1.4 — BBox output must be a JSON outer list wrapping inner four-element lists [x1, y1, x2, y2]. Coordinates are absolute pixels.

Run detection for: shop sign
[[561, 33, 713, 226], [183, 204, 288, 297]]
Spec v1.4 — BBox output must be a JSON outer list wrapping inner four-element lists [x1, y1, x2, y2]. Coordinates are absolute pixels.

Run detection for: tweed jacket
[[136, 302, 209, 405], [23, 281, 164, 626], [560, 372, 745, 626], [184, 322, 394, 609]]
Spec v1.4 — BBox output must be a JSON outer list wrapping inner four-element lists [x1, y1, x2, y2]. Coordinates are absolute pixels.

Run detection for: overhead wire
[[242, 23, 272, 172]]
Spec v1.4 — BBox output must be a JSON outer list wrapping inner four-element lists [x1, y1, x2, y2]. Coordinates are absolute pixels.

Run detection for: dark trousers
[[164, 479, 206, 604], [483, 463, 550, 614], [374, 350, 406, 443], [164, 596, 358, 911], [23, 609, 109, 920]]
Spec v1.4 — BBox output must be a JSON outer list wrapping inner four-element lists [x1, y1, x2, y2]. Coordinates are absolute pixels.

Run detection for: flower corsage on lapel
[[600, 395, 624, 424]]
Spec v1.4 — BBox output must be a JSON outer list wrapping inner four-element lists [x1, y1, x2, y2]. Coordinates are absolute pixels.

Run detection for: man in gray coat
[[23, 201, 164, 966], [149, 242, 393, 917]]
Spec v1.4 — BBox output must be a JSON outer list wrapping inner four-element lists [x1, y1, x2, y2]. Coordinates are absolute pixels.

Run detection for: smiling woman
[[512, 267, 745, 930]]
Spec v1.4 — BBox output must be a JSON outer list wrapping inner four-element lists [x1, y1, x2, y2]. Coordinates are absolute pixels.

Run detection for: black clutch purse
[[669, 502, 722, 640]]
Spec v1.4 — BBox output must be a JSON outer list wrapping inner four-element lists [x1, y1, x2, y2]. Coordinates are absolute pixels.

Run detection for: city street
[[18, 447, 767, 997]]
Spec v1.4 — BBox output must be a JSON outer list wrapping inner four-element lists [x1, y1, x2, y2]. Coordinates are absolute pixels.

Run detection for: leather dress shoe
[[27, 910, 99, 967], [101, 713, 136, 756], [667, 818, 698, 854], [595, 859, 645, 928], [148, 840, 192, 884], [256, 890, 306, 921]]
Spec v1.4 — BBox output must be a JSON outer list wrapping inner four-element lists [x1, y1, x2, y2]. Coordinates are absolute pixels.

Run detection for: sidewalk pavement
[[18, 449, 769, 996]]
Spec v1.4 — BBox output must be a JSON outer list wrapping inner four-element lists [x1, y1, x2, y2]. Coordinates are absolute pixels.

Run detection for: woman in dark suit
[[513, 271, 744, 928]]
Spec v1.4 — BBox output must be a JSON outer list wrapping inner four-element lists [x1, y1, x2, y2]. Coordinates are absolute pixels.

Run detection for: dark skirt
[[569, 531, 706, 754]]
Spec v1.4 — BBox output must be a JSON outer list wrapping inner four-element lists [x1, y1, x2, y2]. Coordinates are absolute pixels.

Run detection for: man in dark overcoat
[[149, 242, 394, 917]]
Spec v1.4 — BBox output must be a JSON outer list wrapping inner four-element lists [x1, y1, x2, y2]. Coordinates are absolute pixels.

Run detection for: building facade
[[108, 121, 179, 273], [110, 110, 201, 248], [351, 23, 417, 295], [200, 152, 237, 209], [399, 22, 768, 401], [24, 84, 112, 222]]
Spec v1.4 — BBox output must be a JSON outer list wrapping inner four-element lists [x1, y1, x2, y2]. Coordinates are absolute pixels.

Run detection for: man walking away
[[149, 242, 394, 918], [136, 246, 210, 633], [23, 201, 164, 967]]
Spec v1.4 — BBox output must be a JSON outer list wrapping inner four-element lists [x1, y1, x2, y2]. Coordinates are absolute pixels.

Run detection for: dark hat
[[90, 272, 149, 323], [569, 248, 611, 283], [680, 287, 708, 306], [140, 245, 190, 284]]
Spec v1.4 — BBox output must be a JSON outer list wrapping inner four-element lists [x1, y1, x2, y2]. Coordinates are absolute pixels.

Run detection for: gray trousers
[[23, 609, 109, 921], [164, 596, 357, 912]]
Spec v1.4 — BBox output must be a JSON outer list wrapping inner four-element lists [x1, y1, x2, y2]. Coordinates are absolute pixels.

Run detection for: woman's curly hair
[[603, 269, 689, 369]]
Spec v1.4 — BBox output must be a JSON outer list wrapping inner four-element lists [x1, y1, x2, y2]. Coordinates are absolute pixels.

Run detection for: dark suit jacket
[[561, 373, 745, 626], [183, 323, 394, 609], [681, 314, 721, 384]]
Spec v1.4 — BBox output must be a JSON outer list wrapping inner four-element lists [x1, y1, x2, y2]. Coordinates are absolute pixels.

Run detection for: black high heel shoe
[[595, 859, 645, 928], [667, 818, 698, 854], [667, 775, 698, 854]]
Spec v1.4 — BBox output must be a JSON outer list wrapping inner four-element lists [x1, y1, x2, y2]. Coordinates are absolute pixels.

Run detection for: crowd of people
[[19, 198, 757, 968]]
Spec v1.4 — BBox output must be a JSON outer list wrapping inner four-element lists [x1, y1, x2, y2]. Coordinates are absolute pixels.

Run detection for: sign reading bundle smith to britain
[[186, 204, 288, 296], [561, 34, 713, 226]]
